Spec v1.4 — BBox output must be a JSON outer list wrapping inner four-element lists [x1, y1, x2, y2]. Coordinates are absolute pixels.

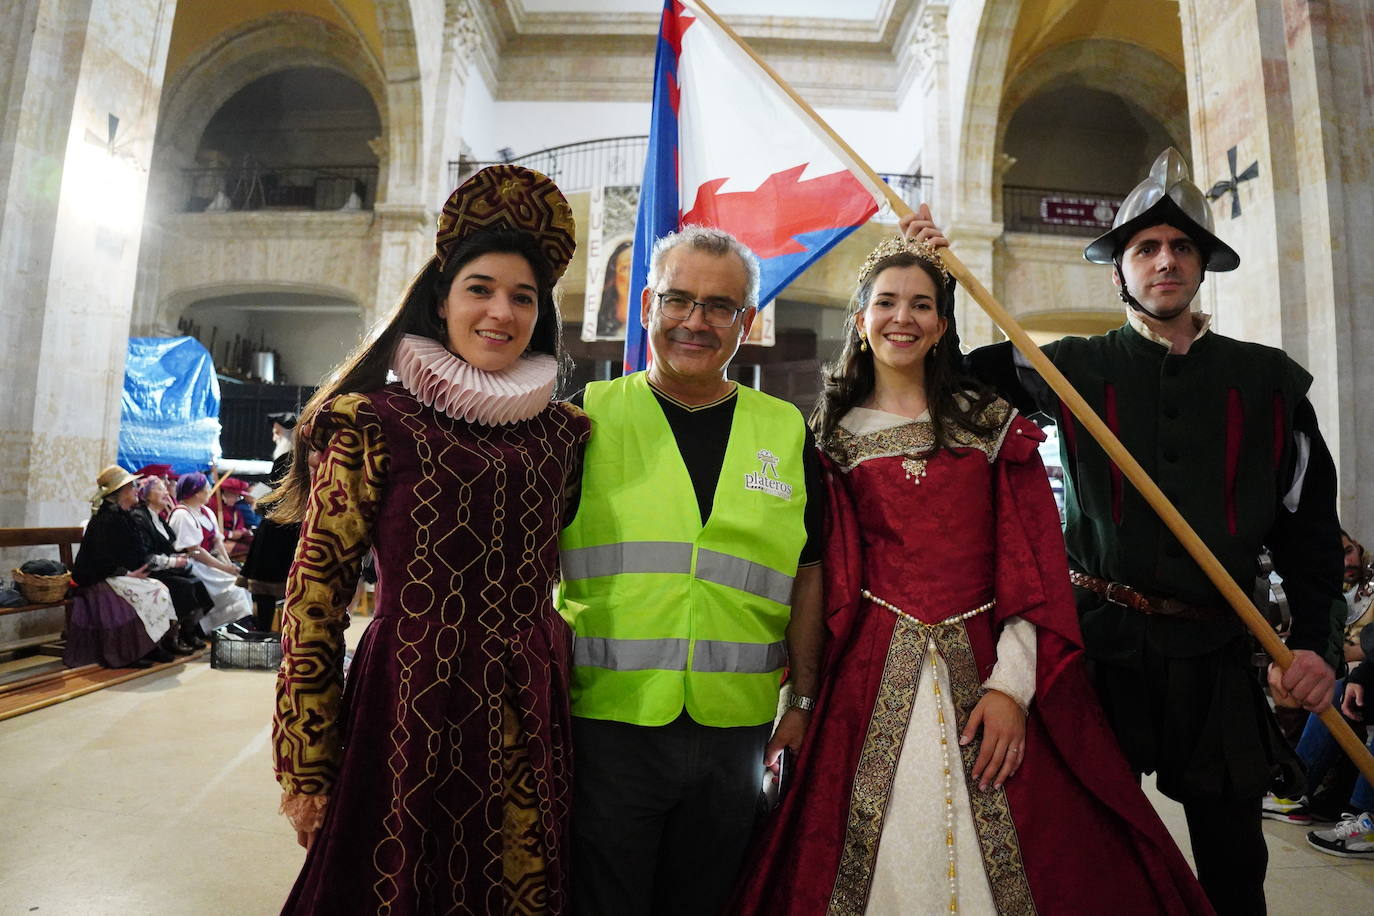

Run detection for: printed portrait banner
[[583, 185, 641, 342]]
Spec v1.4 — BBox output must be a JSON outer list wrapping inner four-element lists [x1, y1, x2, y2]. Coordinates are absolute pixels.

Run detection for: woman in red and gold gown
[[268, 165, 587, 915], [732, 235, 1212, 915]]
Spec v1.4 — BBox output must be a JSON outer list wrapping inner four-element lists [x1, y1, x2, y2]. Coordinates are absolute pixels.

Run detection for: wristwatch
[[786, 693, 815, 712]]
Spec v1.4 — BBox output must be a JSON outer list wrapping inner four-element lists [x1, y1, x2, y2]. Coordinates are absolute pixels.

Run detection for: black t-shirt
[[566, 382, 824, 567]]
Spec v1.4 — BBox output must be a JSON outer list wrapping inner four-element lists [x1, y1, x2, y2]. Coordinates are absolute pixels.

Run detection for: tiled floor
[[1, 649, 1371, 915]]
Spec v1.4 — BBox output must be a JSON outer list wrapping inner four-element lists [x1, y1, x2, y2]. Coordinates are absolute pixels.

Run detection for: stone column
[[427, 0, 479, 205], [371, 203, 431, 327], [1180, 0, 1374, 531], [910, 1, 951, 218], [0, 0, 178, 528], [365, 0, 445, 329], [938, 0, 1014, 350], [946, 221, 1003, 348]]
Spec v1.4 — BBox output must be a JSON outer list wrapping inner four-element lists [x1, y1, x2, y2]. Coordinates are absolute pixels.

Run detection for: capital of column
[[446, 0, 483, 66], [911, 0, 950, 73], [946, 220, 1003, 247], [373, 202, 431, 230]]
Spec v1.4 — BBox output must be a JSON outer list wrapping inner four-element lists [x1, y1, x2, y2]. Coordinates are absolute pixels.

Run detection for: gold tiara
[[858, 236, 949, 287]]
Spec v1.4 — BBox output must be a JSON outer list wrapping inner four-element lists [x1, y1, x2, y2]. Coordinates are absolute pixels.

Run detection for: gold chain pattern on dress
[[827, 590, 1036, 916], [862, 590, 994, 914]]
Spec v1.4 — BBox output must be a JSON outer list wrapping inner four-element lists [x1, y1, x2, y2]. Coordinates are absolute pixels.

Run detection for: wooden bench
[[0, 525, 207, 720], [0, 527, 81, 652]]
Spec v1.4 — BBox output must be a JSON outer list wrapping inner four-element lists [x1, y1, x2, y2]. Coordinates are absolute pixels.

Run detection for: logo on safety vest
[[745, 449, 793, 500]]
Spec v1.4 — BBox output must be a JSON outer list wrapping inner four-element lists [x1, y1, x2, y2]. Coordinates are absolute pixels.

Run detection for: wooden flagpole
[[683, 0, 1374, 782]]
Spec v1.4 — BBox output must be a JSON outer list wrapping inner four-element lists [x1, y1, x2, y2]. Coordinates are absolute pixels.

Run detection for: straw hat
[[92, 465, 138, 504]]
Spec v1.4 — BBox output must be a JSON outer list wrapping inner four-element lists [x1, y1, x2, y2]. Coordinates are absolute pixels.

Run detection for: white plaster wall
[[251, 310, 363, 387], [487, 100, 650, 159], [459, 69, 499, 161], [475, 99, 917, 174]]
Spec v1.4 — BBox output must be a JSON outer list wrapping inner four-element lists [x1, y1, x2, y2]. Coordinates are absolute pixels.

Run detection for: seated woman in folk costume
[[731, 227, 1212, 915], [69, 465, 185, 668], [267, 164, 587, 915], [167, 472, 254, 634]]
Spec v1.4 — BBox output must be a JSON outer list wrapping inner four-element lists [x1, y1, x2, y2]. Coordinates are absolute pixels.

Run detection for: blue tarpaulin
[[118, 337, 221, 474]]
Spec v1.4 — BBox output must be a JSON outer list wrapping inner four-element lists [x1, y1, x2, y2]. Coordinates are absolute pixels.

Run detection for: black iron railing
[[451, 136, 650, 192], [181, 163, 379, 213], [449, 136, 931, 215], [1002, 185, 1124, 237]]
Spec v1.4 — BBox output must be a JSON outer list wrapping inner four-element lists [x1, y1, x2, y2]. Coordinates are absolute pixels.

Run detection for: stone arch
[[134, 13, 398, 331], [1016, 307, 1123, 341], [950, 0, 1022, 228], [161, 280, 364, 320], [372, 0, 428, 205], [171, 283, 366, 388], [152, 14, 389, 196], [150, 214, 381, 334], [998, 38, 1189, 182]]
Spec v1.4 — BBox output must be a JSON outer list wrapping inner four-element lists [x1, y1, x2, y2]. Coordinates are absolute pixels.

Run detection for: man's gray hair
[[646, 225, 761, 309]]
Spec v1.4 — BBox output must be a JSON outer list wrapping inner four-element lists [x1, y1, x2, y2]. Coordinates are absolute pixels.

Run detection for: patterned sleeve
[[273, 393, 389, 797]]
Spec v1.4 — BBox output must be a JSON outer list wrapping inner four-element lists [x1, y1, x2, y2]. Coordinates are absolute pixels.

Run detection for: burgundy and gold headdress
[[435, 165, 577, 282], [857, 235, 949, 287]]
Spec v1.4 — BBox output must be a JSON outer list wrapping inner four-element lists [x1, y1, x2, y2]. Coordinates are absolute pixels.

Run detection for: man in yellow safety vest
[[559, 226, 825, 916]]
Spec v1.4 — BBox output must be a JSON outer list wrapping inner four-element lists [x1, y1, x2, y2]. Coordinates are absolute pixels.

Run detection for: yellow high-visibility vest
[[559, 372, 809, 727]]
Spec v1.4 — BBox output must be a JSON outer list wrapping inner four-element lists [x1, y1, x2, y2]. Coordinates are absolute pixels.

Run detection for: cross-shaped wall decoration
[[1205, 146, 1259, 219]]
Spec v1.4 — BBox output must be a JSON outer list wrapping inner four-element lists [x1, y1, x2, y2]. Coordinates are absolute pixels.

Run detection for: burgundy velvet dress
[[732, 405, 1212, 915], [274, 384, 590, 915]]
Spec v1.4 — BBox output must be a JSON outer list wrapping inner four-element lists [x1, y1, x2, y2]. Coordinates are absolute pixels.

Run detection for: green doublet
[[1045, 323, 1316, 800], [1048, 323, 1311, 655]]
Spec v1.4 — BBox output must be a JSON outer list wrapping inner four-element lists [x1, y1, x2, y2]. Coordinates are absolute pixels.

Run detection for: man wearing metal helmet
[[910, 149, 1345, 914]]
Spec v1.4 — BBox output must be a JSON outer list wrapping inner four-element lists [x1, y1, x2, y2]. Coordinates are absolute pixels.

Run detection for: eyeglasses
[[655, 292, 747, 328]]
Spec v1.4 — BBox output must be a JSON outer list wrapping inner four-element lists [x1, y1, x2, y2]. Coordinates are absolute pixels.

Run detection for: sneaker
[[1306, 812, 1374, 859], [1262, 793, 1312, 824], [1303, 805, 1346, 825]]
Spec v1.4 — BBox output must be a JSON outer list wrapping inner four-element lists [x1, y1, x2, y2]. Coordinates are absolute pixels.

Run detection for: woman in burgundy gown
[[732, 236, 1212, 914], [269, 165, 587, 915]]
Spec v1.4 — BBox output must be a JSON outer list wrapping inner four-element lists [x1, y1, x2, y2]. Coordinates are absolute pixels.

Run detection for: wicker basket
[[11, 568, 70, 604]]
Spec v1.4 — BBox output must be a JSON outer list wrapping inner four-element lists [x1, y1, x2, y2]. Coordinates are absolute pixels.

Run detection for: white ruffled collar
[[392, 334, 557, 426]]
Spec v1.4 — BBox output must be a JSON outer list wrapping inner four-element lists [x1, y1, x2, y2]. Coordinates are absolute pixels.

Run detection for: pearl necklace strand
[[861, 589, 996, 914]]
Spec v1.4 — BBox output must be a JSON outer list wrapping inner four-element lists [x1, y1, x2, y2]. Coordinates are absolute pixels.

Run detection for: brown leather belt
[[1069, 571, 1221, 621]]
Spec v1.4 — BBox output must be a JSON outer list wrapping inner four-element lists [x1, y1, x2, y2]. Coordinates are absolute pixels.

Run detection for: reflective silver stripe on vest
[[695, 549, 794, 605], [574, 636, 689, 671], [561, 542, 694, 580], [692, 639, 788, 674]]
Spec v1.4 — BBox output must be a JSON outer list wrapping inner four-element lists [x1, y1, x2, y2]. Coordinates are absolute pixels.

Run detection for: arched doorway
[[178, 290, 363, 389], [186, 67, 382, 212]]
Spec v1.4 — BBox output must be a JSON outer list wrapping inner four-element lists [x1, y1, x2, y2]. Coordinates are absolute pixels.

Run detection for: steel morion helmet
[[1084, 148, 1239, 272]]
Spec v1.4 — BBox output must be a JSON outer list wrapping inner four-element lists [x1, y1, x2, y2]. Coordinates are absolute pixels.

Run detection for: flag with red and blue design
[[624, 0, 888, 371]]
